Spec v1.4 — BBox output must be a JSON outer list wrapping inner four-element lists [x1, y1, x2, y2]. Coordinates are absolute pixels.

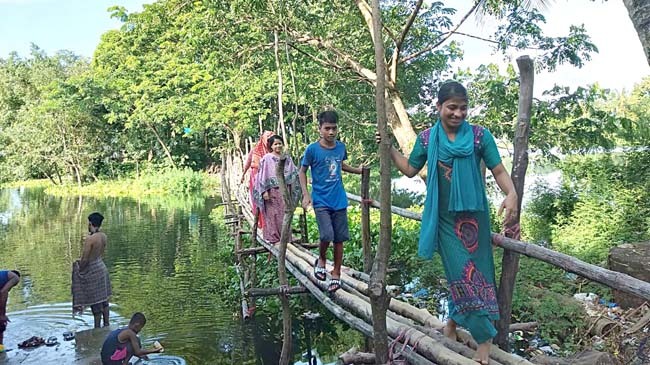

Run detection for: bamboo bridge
[[218, 150, 650, 365]]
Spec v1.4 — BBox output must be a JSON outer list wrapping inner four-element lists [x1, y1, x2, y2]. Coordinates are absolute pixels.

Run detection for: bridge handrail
[[346, 192, 650, 302]]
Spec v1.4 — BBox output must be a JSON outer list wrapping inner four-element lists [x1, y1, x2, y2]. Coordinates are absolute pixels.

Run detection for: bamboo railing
[[221, 148, 650, 364], [221, 151, 533, 365]]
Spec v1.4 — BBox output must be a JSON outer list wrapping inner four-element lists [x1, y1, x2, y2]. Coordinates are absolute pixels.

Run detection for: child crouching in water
[[100, 312, 163, 365]]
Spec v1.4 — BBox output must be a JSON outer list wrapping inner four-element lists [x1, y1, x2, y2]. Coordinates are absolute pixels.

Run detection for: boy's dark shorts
[[91, 301, 109, 315], [314, 207, 350, 243]]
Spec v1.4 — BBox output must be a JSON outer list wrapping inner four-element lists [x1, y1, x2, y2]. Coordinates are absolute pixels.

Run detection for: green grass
[[4, 169, 220, 198]]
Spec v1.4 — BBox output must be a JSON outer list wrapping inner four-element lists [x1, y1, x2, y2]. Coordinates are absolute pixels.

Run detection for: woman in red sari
[[241, 130, 275, 228], [252, 135, 300, 243]]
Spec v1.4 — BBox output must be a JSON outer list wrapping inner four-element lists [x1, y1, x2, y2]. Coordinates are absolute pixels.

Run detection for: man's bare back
[[80, 231, 107, 270]]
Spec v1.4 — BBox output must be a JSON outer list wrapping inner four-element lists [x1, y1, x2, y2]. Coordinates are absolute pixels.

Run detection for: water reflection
[[0, 187, 361, 364]]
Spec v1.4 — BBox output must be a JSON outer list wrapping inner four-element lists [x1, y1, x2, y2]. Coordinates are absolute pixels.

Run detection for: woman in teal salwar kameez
[[384, 81, 518, 364]]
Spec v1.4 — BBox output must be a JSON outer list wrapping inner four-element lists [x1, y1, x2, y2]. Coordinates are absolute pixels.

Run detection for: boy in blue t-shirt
[[299, 110, 362, 293], [0, 270, 21, 353]]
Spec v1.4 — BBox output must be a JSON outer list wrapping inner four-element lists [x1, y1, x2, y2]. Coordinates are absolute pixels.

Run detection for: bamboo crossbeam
[[492, 234, 650, 302], [236, 243, 320, 257], [237, 246, 268, 255], [347, 192, 422, 221], [246, 286, 309, 297]]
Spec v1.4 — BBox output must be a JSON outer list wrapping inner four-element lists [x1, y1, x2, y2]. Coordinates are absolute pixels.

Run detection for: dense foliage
[[523, 151, 650, 265], [3, 0, 641, 184]]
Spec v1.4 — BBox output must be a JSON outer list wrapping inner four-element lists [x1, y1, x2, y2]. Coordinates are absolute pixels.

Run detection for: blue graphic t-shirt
[[301, 140, 348, 210], [0, 271, 9, 288]]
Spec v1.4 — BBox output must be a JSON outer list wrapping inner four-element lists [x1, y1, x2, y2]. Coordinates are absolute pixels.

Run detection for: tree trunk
[[360, 167, 373, 274], [147, 122, 177, 169], [338, 348, 376, 364], [386, 90, 417, 156], [283, 28, 300, 152], [274, 30, 287, 144], [623, 0, 650, 66], [276, 155, 295, 365], [369, 2, 392, 364], [55, 168, 63, 185], [495, 55, 534, 350], [71, 162, 82, 188], [608, 242, 650, 308]]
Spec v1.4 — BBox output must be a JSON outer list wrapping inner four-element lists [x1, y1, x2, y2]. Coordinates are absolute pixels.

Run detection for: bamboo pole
[[246, 286, 308, 297], [233, 187, 533, 365], [234, 234, 250, 319], [370, 1, 393, 362], [496, 55, 534, 350], [346, 192, 650, 302], [276, 155, 294, 365], [493, 233, 650, 302], [237, 243, 319, 256], [347, 192, 422, 221], [360, 166, 373, 274]]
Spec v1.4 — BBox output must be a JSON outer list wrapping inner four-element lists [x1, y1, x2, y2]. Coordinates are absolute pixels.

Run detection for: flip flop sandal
[[63, 331, 75, 341], [18, 336, 45, 349], [313, 258, 327, 281], [328, 278, 341, 293], [45, 337, 59, 346], [473, 359, 488, 365]]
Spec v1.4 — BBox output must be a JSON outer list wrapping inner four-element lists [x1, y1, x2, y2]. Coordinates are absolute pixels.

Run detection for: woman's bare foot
[[443, 319, 457, 341], [472, 340, 491, 364]]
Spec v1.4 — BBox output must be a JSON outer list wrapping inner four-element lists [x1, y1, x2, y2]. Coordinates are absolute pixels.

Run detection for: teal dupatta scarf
[[418, 120, 486, 259]]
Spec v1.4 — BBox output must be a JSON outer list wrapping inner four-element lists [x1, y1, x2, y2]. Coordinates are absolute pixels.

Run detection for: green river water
[[0, 187, 361, 364]]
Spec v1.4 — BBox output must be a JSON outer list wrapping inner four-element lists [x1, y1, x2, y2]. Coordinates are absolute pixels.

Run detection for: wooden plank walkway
[[224, 177, 533, 365]]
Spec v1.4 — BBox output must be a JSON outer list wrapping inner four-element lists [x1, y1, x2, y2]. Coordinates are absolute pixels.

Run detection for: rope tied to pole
[[388, 328, 423, 364]]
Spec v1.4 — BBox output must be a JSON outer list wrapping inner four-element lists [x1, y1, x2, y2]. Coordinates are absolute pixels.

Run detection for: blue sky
[[0, 0, 149, 58], [1, 0, 648, 94]]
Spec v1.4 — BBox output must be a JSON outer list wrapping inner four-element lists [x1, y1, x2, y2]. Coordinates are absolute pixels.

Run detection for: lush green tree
[[0, 47, 109, 184], [0, 0, 630, 185]]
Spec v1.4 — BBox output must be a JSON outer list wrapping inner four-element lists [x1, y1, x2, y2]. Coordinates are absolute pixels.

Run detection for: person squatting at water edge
[[299, 110, 363, 293], [241, 130, 276, 229], [72, 212, 113, 328], [377, 81, 518, 365], [252, 134, 301, 244], [100, 312, 163, 365], [0, 270, 21, 353]]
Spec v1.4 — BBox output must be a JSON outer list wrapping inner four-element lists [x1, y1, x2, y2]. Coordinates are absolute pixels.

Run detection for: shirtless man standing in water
[[73, 212, 112, 328]]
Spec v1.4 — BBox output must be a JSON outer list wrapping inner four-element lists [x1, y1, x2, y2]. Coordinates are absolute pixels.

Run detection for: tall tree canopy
[[0, 0, 644, 182]]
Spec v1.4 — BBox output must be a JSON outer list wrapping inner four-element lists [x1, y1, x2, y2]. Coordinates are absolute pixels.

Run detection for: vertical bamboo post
[[360, 167, 373, 353], [235, 231, 249, 319], [249, 194, 260, 319], [495, 55, 534, 350], [369, 0, 392, 363], [300, 209, 308, 244], [276, 155, 296, 365], [360, 167, 372, 274]]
